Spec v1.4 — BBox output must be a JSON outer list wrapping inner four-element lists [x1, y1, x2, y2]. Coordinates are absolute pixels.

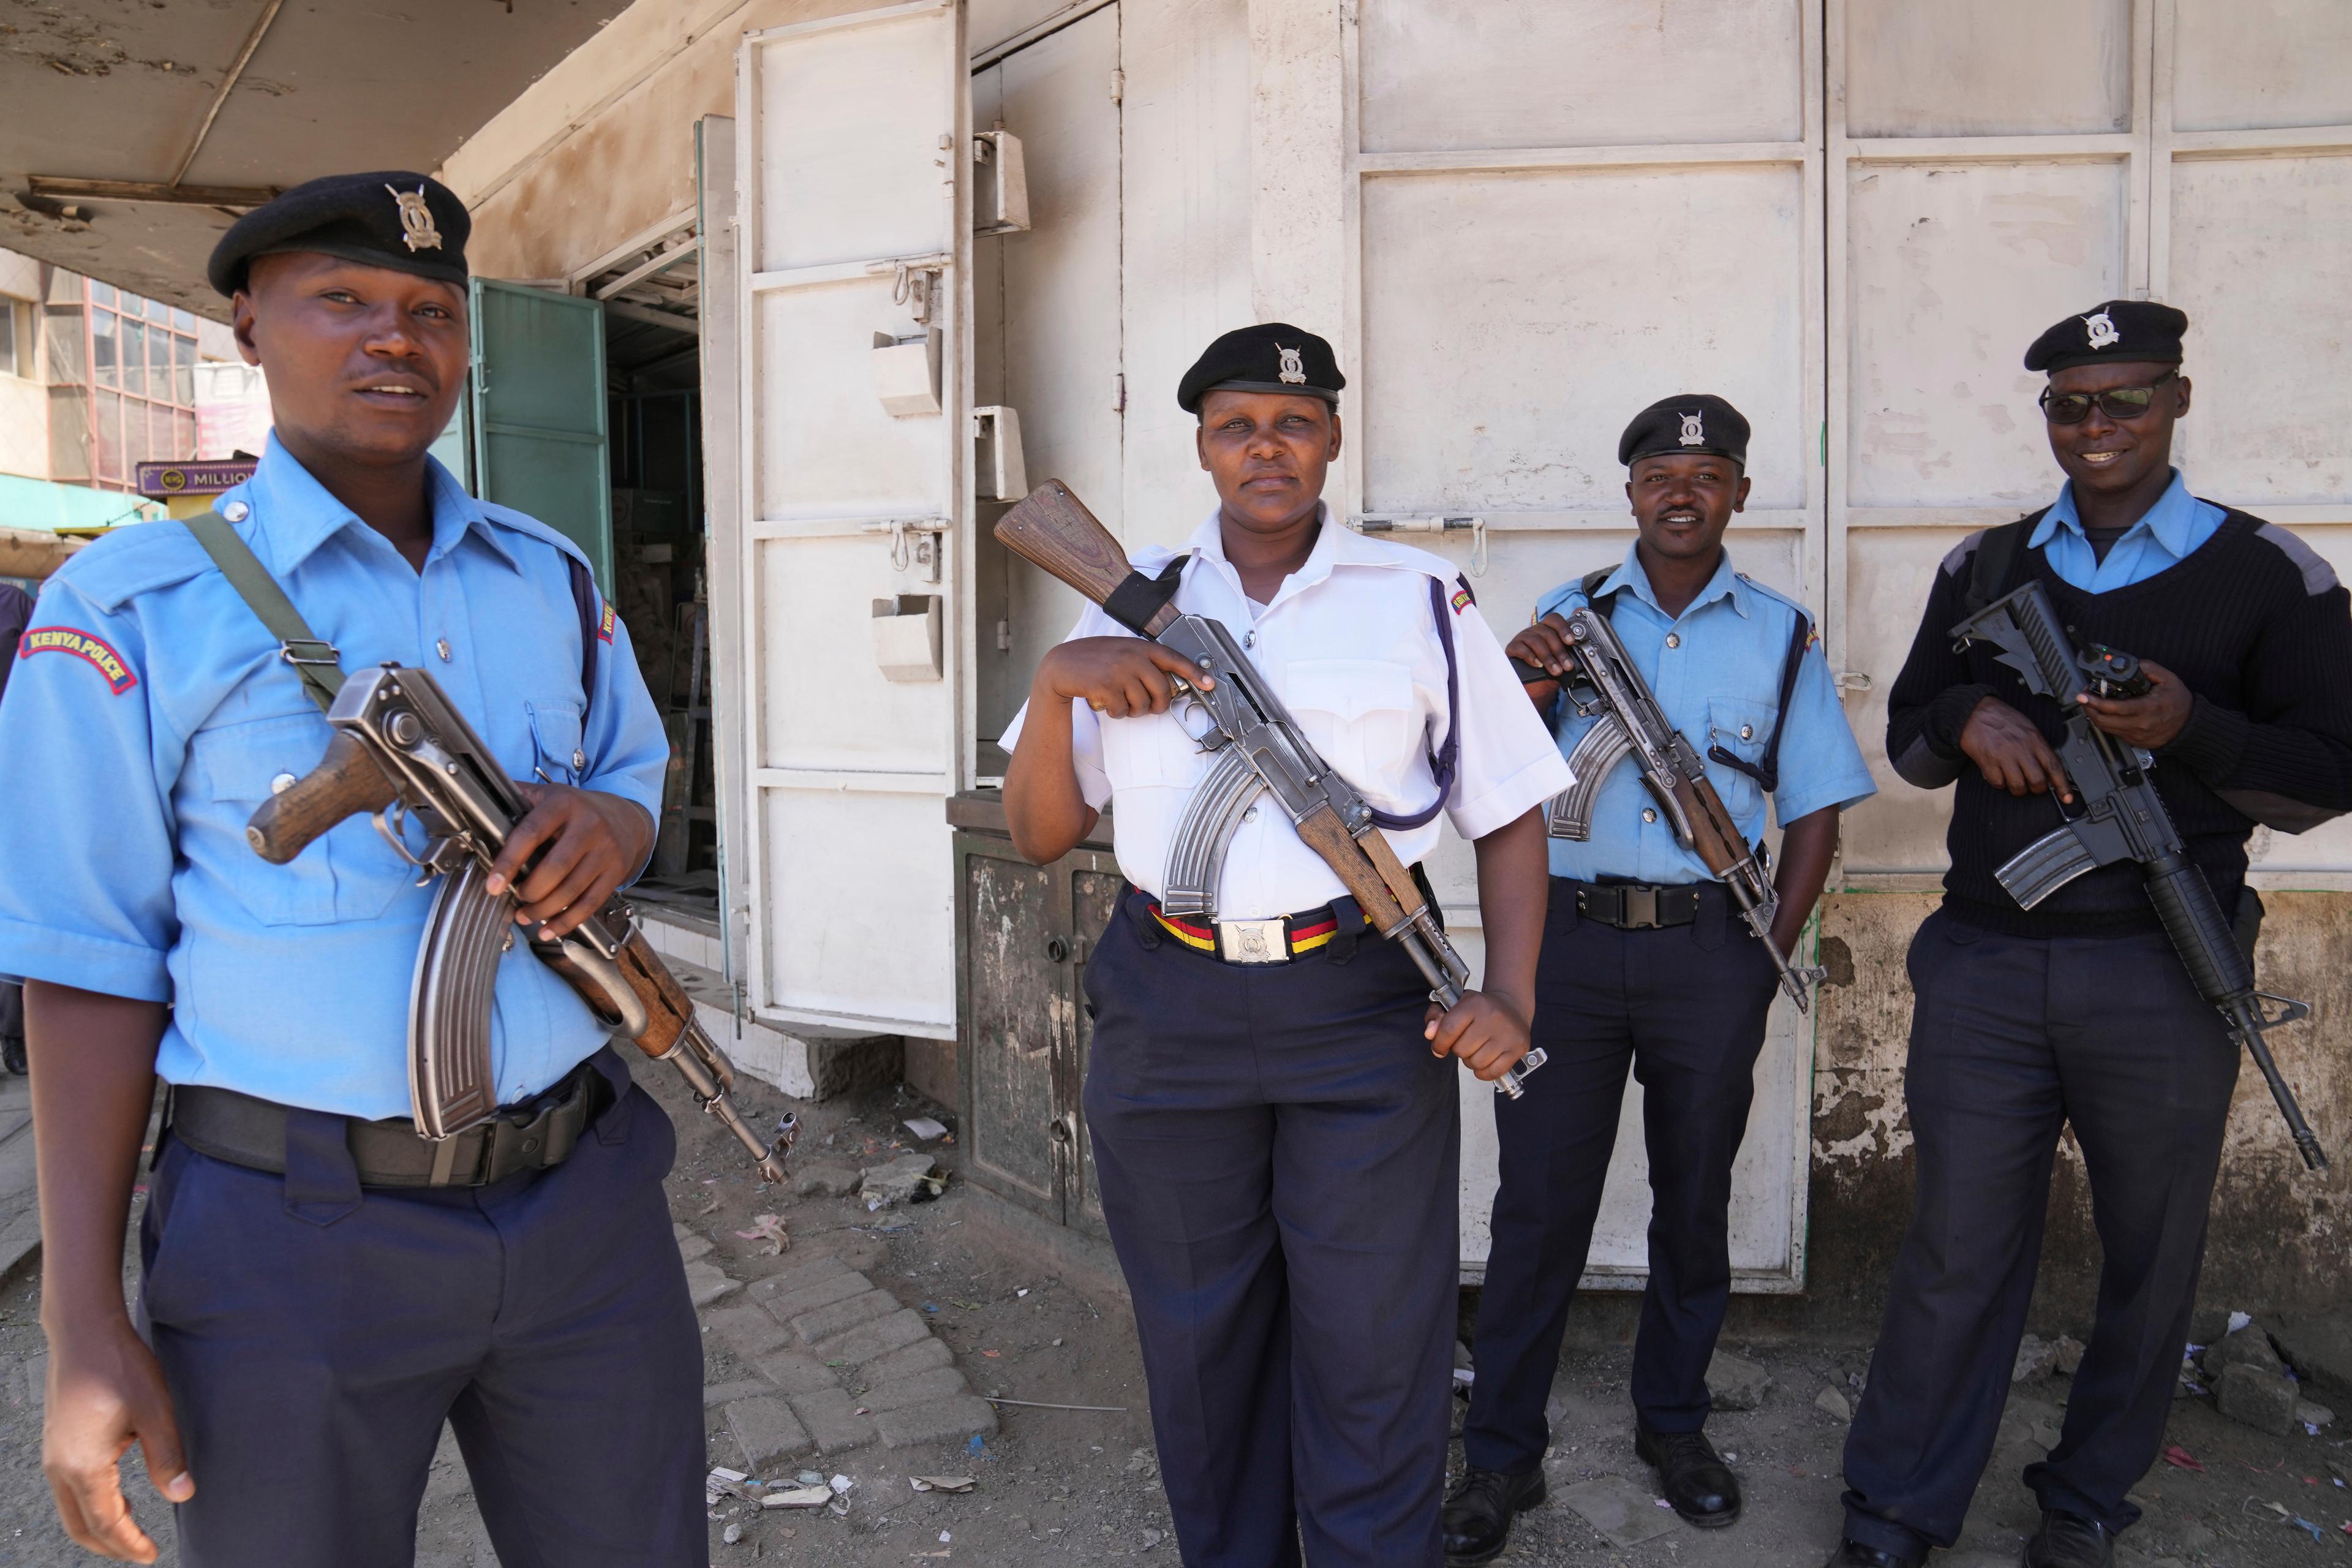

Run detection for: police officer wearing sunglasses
[[1829, 303, 2352, 1568]]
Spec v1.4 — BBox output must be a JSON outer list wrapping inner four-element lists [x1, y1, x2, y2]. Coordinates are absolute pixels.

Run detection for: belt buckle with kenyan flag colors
[[1148, 900, 1348, 965], [18, 627, 138, 694]]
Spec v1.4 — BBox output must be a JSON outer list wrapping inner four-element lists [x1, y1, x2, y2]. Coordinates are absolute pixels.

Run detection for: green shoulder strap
[[183, 511, 345, 713]]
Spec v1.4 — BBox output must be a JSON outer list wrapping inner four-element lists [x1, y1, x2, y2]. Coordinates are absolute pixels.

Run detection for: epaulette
[[2250, 519, 2340, 596], [473, 500, 597, 573], [47, 520, 217, 613], [1733, 570, 1817, 633]]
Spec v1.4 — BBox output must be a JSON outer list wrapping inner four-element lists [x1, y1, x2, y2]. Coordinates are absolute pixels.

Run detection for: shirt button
[[571, 748, 587, 772], [1243, 631, 1256, 648], [436, 638, 452, 662], [270, 772, 296, 795], [1740, 724, 1754, 741], [1242, 805, 1259, 823], [220, 500, 250, 522], [1665, 633, 1681, 649], [1642, 807, 1658, 824]]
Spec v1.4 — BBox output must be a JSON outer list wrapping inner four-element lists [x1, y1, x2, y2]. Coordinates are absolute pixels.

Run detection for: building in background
[[0, 247, 165, 569]]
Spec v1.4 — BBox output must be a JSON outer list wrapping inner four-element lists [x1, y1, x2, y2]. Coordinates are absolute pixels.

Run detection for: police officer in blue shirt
[[1445, 396, 1875, 1563], [0, 174, 698, 1566]]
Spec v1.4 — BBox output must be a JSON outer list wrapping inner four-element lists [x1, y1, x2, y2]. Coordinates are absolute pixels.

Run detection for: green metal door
[[469, 279, 612, 592]]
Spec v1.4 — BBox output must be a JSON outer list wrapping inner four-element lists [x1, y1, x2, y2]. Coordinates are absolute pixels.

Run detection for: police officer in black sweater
[[1828, 301, 2352, 1568]]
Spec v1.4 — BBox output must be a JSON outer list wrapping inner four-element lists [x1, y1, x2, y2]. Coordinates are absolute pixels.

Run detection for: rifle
[[995, 481, 1545, 1098], [1515, 605, 1826, 1011], [244, 664, 791, 1181], [1951, 581, 2327, 1170]]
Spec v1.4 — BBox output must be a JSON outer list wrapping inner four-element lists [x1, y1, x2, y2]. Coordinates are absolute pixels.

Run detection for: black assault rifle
[[1951, 581, 2327, 1170]]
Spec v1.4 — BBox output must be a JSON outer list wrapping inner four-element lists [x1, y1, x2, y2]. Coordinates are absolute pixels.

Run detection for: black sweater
[[1886, 507, 2352, 937]]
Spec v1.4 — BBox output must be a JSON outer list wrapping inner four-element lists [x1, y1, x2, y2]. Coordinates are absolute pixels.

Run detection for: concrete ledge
[[660, 954, 902, 1102], [960, 1183, 1132, 1311]]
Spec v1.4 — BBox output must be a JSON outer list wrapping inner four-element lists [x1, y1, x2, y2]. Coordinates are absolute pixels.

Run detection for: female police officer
[[1001, 325, 1568, 1566]]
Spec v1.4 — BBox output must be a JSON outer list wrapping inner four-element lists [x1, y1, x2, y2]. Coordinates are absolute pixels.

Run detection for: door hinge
[[995, 618, 1012, 652], [1109, 68, 1124, 104], [1111, 371, 1126, 413]]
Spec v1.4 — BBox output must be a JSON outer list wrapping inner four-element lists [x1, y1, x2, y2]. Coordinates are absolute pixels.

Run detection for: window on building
[[0, 300, 24, 378], [80, 278, 199, 486]]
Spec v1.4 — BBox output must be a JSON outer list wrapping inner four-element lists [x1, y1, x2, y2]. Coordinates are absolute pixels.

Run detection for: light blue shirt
[[2028, 468, 2226, 592], [1534, 545, 1875, 884], [0, 437, 668, 1120]]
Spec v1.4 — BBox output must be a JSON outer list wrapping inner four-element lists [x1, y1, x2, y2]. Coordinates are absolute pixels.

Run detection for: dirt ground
[[0, 1055, 2342, 1567]]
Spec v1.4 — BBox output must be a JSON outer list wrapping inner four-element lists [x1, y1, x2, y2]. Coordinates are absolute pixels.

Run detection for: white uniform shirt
[[1001, 508, 1572, 919]]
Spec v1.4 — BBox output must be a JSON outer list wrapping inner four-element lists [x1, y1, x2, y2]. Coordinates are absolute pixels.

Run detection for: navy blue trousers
[[1841, 913, 2239, 1559], [1462, 880, 1779, 1474], [140, 1052, 707, 1567], [1083, 891, 1460, 1568]]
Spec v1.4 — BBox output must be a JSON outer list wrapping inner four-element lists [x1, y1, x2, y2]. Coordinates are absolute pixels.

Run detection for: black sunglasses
[[2040, 369, 2180, 426]]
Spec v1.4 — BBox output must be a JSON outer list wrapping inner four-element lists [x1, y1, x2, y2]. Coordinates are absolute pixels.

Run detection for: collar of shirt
[[2031, 467, 2201, 556], [1590, 541, 1751, 625], [1180, 502, 1374, 609], [2024, 467, 2228, 592], [224, 433, 526, 579]]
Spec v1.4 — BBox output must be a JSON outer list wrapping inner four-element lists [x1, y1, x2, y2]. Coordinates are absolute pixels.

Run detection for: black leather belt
[[1566, 880, 1705, 930], [168, 1060, 608, 1189]]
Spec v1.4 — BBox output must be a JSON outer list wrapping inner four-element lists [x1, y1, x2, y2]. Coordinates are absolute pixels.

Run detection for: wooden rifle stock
[[995, 481, 1182, 638], [245, 730, 401, 864], [1665, 772, 1749, 883]]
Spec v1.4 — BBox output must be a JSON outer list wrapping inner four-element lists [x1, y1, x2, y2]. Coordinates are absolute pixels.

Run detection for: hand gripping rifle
[[1951, 581, 2326, 1170], [244, 664, 791, 1181], [1517, 605, 1826, 1011], [995, 481, 1545, 1098]]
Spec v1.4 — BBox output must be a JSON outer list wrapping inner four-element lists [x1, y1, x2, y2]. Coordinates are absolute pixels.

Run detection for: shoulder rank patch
[[596, 601, 616, 644], [19, 627, 137, 694], [1451, 576, 1476, 615]]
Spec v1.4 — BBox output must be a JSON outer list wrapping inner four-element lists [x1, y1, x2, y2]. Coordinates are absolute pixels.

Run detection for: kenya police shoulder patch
[[597, 601, 616, 644], [20, 626, 138, 694], [1450, 578, 1476, 615]]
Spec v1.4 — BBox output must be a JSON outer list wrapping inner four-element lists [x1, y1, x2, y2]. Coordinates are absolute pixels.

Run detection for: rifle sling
[[183, 510, 345, 713], [184, 510, 606, 718]]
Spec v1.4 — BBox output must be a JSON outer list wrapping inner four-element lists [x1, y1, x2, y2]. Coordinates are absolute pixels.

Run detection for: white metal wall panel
[[973, 5, 1124, 735], [1116, 0, 1250, 552], [2171, 0, 2352, 134], [1843, 1, 2133, 139], [2154, 3, 2352, 883], [737, 0, 968, 1038], [1830, 0, 2149, 881], [1348, 0, 1825, 1289], [1358, 1, 1804, 156]]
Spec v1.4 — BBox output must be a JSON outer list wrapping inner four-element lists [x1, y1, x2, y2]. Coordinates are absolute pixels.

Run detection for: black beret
[[2024, 300, 2187, 373], [1619, 394, 1749, 467], [1177, 323, 1344, 414], [209, 171, 470, 296]]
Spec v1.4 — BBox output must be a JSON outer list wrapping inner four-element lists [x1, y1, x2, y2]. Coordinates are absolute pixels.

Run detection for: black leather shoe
[[1824, 1540, 1924, 1568], [2022, 1510, 2114, 1568], [1442, 1466, 1545, 1566], [1635, 1422, 1740, 1528]]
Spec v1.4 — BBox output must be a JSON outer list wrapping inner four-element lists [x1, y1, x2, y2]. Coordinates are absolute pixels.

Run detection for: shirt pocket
[[1284, 658, 1419, 791], [1098, 707, 1203, 791], [527, 698, 586, 785], [1703, 696, 1778, 824], [193, 711, 408, 925]]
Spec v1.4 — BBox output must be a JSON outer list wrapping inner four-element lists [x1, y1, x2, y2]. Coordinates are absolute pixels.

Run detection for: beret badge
[[2082, 310, 2120, 350], [1276, 344, 1306, 386], [388, 184, 444, 254]]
